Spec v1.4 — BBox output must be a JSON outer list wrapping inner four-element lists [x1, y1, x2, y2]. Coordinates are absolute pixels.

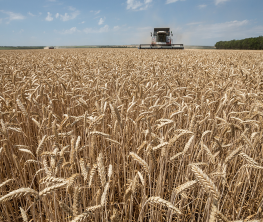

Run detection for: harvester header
[[138, 27, 184, 49]]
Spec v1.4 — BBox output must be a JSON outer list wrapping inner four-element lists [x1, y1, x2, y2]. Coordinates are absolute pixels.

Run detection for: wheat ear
[[173, 180, 197, 195], [97, 153, 106, 187], [209, 204, 217, 222], [224, 146, 243, 164], [17, 98, 28, 116], [168, 130, 194, 149], [36, 135, 47, 157], [71, 205, 102, 222], [0, 188, 39, 202], [191, 164, 219, 199], [182, 134, 195, 154], [0, 179, 15, 189], [59, 201, 73, 216], [89, 164, 97, 187], [108, 164, 113, 180], [147, 196, 182, 215], [80, 158, 89, 182], [239, 152, 259, 165], [110, 207, 120, 222], [129, 152, 149, 174], [39, 182, 68, 197], [73, 187, 81, 217], [20, 207, 28, 222], [101, 182, 110, 206]]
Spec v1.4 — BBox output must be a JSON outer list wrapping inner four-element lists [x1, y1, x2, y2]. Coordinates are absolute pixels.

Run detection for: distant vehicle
[[138, 28, 184, 49], [49, 46, 55, 49]]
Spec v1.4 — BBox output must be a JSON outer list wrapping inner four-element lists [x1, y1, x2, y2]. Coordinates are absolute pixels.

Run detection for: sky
[[0, 0, 262, 46]]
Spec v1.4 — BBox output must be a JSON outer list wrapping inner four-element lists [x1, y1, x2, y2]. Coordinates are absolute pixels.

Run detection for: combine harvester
[[138, 28, 184, 49]]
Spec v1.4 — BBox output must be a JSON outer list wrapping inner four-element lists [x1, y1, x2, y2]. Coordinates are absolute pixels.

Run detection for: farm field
[[0, 48, 263, 222]]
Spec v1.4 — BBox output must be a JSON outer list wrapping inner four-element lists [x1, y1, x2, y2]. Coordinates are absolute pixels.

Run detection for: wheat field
[[0, 48, 263, 222]]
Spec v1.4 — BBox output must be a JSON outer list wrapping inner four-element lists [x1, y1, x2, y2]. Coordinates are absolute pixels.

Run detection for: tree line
[[215, 36, 263, 50]]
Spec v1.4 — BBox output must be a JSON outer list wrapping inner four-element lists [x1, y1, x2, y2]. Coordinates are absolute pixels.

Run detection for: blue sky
[[0, 0, 262, 46]]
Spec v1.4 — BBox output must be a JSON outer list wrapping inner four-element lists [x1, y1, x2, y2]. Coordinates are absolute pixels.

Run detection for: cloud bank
[[45, 12, 53, 21], [166, 0, 184, 4], [215, 0, 229, 5], [127, 0, 152, 10], [0, 10, 25, 21]]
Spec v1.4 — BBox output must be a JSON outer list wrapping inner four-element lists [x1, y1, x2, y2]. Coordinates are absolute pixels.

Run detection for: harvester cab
[[139, 28, 184, 49]]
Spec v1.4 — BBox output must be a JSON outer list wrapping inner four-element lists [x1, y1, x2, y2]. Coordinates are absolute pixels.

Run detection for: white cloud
[[166, 0, 184, 4], [145, 0, 152, 3], [98, 18, 104, 25], [0, 10, 25, 21], [45, 12, 53, 21], [184, 20, 249, 40], [113, 26, 120, 31], [55, 13, 59, 18], [60, 27, 77, 34], [127, 0, 152, 10], [90, 10, 100, 15], [28, 12, 35, 16], [215, 0, 229, 5], [83, 25, 109, 33], [80, 21, 85, 24], [59, 8, 80, 21], [138, 26, 152, 30], [198, 4, 207, 9], [187, 22, 203, 26]]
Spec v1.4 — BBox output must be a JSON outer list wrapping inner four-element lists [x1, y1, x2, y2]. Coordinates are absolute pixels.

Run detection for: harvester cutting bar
[[138, 44, 184, 49]]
